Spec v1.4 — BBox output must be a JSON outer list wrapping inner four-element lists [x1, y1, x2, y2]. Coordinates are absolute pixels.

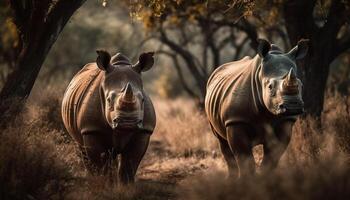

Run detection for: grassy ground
[[1, 86, 350, 200]]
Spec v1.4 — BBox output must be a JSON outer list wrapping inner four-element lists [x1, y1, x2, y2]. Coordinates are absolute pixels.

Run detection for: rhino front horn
[[122, 83, 135, 102], [286, 68, 297, 84], [283, 68, 298, 95]]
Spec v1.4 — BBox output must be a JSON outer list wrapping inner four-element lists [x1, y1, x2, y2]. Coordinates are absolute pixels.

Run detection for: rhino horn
[[122, 82, 135, 102], [283, 68, 298, 94], [286, 68, 297, 84]]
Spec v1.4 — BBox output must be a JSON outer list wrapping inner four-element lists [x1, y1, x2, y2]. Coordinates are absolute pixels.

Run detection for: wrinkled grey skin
[[205, 39, 308, 178], [62, 50, 156, 184]]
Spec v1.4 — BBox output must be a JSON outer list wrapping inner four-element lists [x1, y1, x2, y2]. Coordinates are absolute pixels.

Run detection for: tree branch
[[321, 0, 346, 36], [40, 0, 86, 53], [157, 50, 198, 99], [198, 18, 222, 70], [218, 34, 232, 50], [265, 26, 289, 49], [158, 27, 206, 96], [9, 0, 32, 38], [208, 18, 258, 49], [233, 36, 249, 60]]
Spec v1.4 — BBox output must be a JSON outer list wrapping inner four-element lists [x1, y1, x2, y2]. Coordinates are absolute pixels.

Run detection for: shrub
[[0, 125, 74, 200], [179, 158, 350, 200], [324, 95, 350, 154], [152, 98, 218, 156]]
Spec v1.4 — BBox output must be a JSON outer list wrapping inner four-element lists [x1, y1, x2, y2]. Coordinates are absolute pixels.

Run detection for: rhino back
[[205, 56, 260, 136], [61, 63, 104, 145]]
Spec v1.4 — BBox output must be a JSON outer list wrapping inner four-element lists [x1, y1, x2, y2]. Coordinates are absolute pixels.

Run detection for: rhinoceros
[[62, 50, 156, 184], [205, 39, 308, 178]]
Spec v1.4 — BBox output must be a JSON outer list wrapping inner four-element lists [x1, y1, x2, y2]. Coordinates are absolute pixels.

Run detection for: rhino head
[[257, 39, 309, 116], [96, 50, 154, 131]]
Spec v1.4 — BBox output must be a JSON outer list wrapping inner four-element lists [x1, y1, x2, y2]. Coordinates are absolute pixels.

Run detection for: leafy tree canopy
[[122, 0, 255, 29]]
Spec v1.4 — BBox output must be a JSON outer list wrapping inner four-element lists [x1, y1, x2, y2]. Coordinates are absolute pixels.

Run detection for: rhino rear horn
[[257, 39, 271, 59], [96, 50, 114, 72], [132, 52, 155, 73], [287, 39, 309, 60]]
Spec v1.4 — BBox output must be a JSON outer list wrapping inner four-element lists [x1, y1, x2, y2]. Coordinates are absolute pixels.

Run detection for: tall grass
[[324, 95, 350, 154], [0, 86, 82, 200], [153, 98, 218, 156], [0, 119, 74, 200], [180, 160, 350, 200], [0, 84, 349, 199], [179, 94, 350, 200]]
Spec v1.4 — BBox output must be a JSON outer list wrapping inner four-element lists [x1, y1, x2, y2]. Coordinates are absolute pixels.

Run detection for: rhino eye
[[106, 97, 112, 107], [107, 92, 116, 104], [267, 82, 276, 97], [110, 92, 116, 99]]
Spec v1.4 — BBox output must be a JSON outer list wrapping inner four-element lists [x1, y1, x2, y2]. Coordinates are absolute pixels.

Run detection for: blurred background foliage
[[18, 0, 181, 98], [118, 0, 350, 111], [37, 1, 149, 86], [0, 0, 349, 107], [0, 1, 19, 84]]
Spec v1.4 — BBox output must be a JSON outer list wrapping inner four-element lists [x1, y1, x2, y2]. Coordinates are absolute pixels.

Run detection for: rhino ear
[[133, 52, 155, 73], [287, 39, 309, 60], [96, 50, 113, 72], [257, 39, 271, 59]]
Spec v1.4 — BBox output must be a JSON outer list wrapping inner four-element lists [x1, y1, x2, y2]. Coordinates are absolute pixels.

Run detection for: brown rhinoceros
[[62, 50, 156, 184], [205, 39, 308, 178]]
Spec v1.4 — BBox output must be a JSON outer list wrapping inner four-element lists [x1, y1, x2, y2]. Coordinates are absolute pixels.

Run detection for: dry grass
[[179, 159, 350, 200], [178, 94, 350, 200], [0, 118, 75, 200], [324, 95, 350, 154], [0, 85, 350, 199], [152, 98, 218, 155]]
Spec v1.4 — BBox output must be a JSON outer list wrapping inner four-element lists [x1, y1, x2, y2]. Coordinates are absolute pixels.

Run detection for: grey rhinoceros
[[205, 39, 308, 178], [62, 50, 156, 184]]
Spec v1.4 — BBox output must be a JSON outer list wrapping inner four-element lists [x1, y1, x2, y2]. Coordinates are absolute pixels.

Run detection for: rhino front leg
[[119, 132, 150, 184], [209, 124, 238, 178], [82, 132, 113, 175], [218, 137, 239, 179], [261, 121, 293, 171], [226, 123, 256, 178]]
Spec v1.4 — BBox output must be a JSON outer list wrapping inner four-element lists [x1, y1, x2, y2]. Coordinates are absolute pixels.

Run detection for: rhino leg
[[226, 124, 256, 178], [82, 132, 113, 175], [218, 136, 240, 178], [261, 121, 293, 171], [210, 124, 239, 178], [118, 132, 150, 184]]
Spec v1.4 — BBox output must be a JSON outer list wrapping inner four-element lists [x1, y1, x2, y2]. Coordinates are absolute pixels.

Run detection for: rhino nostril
[[278, 104, 286, 113], [113, 118, 118, 123]]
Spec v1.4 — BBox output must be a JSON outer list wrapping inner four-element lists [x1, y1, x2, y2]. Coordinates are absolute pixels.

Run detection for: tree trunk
[[301, 45, 332, 117], [283, 0, 334, 118], [283, 0, 350, 119], [286, 37, 334, 118], [0, 0, 86, 125], [0, 37, 59, 126]]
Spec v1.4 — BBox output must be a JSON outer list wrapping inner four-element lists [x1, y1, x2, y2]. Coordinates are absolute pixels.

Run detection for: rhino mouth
[[276, 96, 304, 116], [112, 117, 143, 130], [277, 107, 304, 116]]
